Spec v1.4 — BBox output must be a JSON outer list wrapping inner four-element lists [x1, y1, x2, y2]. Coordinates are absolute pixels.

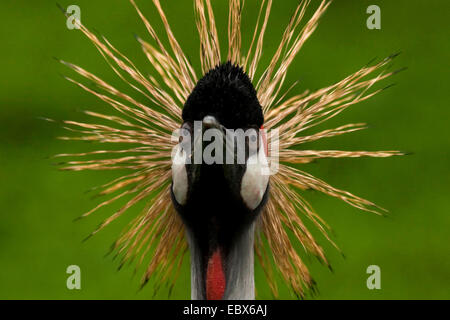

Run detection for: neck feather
[[187, 223, 255, 300]]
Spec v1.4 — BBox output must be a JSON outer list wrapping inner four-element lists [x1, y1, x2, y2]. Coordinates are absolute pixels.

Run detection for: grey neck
[[187, 223, 256, 300]]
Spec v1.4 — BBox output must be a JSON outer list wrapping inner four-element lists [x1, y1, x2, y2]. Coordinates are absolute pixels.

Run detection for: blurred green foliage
[[0, 0, 448, 299]]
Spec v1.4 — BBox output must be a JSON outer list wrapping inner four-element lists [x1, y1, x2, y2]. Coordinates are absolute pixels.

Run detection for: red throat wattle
[[206, 249, 226, 300]]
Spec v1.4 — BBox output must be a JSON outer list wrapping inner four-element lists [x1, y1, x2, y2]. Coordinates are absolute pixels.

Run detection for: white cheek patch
[[171, 145, 188, 205], [240, 138, 270, 210]]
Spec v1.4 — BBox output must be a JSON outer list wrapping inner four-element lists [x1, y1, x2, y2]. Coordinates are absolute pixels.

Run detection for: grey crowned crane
[[58, 0, 402, 300], [172, 63, 269, 299]]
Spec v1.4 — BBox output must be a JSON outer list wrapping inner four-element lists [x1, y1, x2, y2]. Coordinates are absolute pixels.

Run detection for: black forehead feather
[[182, 62, 264, 129]]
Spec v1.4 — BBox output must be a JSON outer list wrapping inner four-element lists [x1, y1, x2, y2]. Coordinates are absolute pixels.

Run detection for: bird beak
[[202, 115, 223, 130]]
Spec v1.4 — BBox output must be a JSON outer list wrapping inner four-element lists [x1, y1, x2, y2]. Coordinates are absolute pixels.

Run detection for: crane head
[[170, 62, 269, 299]]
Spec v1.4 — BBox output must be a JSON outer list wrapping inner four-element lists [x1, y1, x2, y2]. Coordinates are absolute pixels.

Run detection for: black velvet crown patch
[[182, 62, 264, 129]]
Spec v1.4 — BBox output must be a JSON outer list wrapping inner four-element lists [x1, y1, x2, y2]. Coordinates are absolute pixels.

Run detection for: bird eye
[[182, 122, 192, 132], [179, 122, 193, 143], [246, 129, 260, 156]]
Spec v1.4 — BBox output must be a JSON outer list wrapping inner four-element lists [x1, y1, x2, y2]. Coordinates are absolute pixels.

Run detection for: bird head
[[171, 62, 269, 299]]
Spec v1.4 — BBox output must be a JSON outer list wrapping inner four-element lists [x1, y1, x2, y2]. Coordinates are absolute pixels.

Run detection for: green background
[[0, 0, 448, 299]]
